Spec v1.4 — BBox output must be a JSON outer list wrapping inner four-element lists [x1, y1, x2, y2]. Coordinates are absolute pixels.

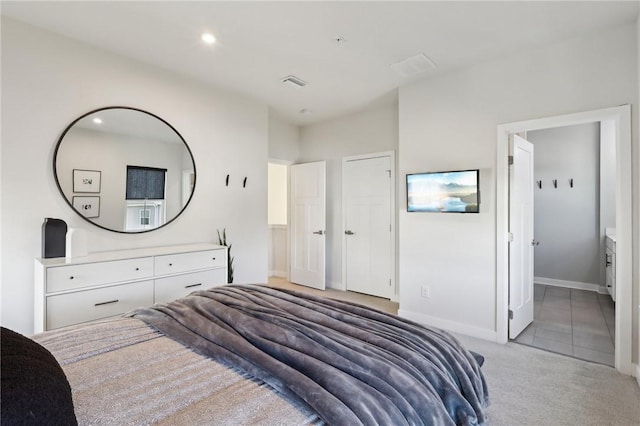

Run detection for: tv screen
[[407, 169, 480, 213]]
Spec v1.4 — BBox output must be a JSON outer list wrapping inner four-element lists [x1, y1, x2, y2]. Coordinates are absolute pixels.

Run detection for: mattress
[[23, 284, 489, 425], [34, 317, 322, 425]]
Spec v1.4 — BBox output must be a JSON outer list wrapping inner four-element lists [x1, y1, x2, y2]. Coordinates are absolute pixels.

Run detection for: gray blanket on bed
[[130, 285, 489, 426]]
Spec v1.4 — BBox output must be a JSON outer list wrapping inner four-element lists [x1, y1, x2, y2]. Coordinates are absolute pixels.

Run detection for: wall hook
[[569, 178, 573, 188], [536, 180, 542, 189], [243, 177, 247, 188], [553, 179, 557, 188], [225, 174, 229, 186]]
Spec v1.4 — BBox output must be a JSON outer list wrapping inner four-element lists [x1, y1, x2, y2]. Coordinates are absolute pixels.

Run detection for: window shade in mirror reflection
[[53, 107, 196, 233]]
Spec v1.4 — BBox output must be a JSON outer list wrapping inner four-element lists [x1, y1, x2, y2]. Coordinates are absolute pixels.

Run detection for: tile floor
[[512, 284, 615, 366]]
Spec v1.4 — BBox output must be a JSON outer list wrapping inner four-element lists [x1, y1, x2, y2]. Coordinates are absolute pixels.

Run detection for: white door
[[289, 161, 326, 289], [343, 155, 392, 299], [509, 135, 535, 339]]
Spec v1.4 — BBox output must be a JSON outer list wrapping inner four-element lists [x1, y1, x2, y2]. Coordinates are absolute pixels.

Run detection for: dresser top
[[36, 243, 226, 267]]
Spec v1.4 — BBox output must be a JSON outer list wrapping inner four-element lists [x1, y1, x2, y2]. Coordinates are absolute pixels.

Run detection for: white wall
[[398, 23, 638, 342], [299, 101, 398, 289], [1, 18, 270, 334], [636, 16, 640, 380], [528, 123, 601, 287], [268, 111, 300, 163]]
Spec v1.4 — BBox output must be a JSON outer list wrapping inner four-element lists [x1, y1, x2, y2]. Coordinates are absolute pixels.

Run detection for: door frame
[[341, 151, 397, 301], [496, 105, 632, 375]]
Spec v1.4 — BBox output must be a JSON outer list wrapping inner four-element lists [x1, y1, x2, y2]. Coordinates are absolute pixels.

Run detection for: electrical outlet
[[421, 285, 430, 298]]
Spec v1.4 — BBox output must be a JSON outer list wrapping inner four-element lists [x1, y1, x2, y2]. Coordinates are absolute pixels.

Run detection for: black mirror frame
[[53, 106, 197, 234]]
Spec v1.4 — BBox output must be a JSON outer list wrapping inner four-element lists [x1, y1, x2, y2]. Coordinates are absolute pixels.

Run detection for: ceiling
[[2, 1, 638, 126]]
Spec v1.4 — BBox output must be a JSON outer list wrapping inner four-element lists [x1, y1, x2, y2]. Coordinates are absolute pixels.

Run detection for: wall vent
[[281, 75, 308, 88]]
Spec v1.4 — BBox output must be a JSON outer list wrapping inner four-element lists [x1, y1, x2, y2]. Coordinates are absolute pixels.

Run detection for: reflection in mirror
[[54, 107, 196, 233]]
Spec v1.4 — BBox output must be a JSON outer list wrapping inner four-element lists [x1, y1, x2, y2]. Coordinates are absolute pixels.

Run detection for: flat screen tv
[[406, 169, 480, 213]]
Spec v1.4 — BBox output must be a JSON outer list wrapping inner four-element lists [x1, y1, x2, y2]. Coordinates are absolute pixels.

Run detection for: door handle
[[531, 240, 540, 246], [312, 230, 324, 235], [345, 230, 354, 235]]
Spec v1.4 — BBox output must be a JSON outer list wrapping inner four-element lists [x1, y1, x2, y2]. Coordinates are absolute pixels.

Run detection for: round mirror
[[54, 107, 196, 233]]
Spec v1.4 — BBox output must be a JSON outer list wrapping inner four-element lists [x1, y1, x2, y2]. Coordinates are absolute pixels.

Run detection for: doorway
[[497, 105, 632, 375], [510, 123, 616, 366], [267, 161, 289, 280]]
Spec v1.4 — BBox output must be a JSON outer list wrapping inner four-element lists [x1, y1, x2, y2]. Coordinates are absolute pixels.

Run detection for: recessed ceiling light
[[201, 32, 216, 45], [92, 117, 103, 125]]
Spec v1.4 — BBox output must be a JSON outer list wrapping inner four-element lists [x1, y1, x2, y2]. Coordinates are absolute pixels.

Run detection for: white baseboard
[[398, 309, 497, 342], [269, 270, 287, 278], [535, 276, 602, 293], [326, 281, 344, 291]]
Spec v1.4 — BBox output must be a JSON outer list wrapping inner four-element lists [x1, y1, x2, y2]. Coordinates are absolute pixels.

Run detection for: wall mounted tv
[[406, 169, 480, 213]]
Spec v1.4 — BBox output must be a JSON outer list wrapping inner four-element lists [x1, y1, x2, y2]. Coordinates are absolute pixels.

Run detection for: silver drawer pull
[[69, 276, 75, 280], [212, 257, 216, 261], [185, 283, 202, 289], [169, 263, 173, 266], [94, 299, 119, 307], [135, 267, 140, 271]]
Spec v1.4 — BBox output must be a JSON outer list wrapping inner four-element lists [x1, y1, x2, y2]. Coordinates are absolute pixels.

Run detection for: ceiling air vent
[[281, 75, 308, 88], [390, 53, 437, 78]]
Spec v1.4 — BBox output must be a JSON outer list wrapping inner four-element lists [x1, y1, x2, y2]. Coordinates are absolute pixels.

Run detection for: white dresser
[[34, 243, 227, 333]]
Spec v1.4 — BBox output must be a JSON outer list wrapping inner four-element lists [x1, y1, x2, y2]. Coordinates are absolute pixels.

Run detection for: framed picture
[[72, 196, 100, 218], [73, 169, 101, 193]]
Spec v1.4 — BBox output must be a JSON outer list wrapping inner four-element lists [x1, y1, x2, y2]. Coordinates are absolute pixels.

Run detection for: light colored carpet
[[456, 334, 640, 426], [268, 279, 640, 425]]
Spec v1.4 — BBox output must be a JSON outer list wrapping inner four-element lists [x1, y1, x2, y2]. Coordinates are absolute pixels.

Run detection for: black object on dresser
[[42, 218, 67, 258]]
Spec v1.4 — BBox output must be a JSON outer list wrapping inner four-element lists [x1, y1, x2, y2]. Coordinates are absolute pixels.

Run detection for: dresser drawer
[[154, 249, 225, 276], [46, 280, 154, 330], [46, 258, 154, 293], [154, 269, 227, 304]]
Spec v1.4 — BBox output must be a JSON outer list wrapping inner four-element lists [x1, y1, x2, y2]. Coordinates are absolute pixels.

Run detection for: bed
[[2, 284, 489, 425]]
